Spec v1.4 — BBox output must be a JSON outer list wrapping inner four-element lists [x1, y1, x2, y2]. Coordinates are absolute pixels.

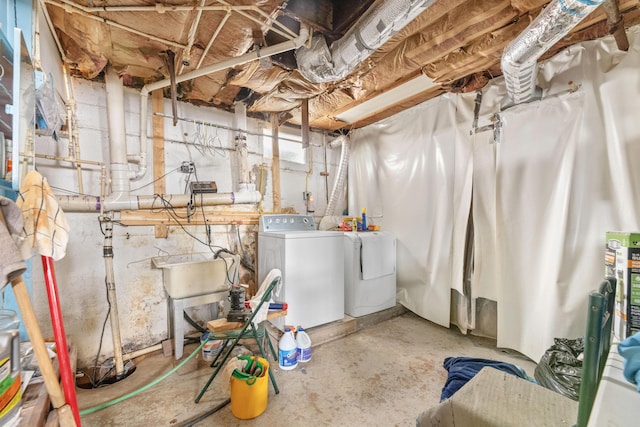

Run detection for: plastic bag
[[534, 337, 583, 400]]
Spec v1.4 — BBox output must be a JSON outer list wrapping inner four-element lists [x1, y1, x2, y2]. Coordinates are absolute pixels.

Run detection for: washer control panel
[[259, 214, 316, 232]]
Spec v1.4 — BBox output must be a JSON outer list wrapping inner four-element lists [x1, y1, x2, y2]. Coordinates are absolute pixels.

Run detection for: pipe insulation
[[501, 0, 605, 108], [324, 135, 350, 216], [296, 0, 436, 83]]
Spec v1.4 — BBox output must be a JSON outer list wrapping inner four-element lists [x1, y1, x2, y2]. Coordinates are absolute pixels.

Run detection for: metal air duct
[[501, 0, 605, 109], [296, 0, 436, 83]]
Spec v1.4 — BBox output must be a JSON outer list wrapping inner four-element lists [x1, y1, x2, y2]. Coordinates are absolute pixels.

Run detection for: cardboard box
[[605, 232, 640, 339]]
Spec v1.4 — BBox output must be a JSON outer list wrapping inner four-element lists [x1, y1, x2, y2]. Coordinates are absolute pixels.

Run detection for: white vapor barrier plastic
[[350, 26, 640, 362], [350, 94, 473, 329]]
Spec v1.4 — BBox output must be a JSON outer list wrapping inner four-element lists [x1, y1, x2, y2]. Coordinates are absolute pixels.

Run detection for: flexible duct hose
[[324, 135, 350, 217]]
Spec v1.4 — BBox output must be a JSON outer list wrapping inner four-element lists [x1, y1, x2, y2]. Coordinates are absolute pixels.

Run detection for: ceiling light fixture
[[334, 74, 439, 124]]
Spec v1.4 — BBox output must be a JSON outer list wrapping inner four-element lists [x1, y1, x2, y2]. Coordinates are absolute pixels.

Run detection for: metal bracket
[[470, 91, 503, 144]]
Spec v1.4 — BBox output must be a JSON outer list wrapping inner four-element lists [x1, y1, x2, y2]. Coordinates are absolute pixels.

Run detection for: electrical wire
[[87, 275, 112, 388], [130, 166, 181, 192], [151, 194, 225, 251], [49, 185, 98, 198]]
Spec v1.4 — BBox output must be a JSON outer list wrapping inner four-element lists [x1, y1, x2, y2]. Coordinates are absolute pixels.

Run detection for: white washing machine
[[258, 214, 344, 330], [343, 231, 397, 317]]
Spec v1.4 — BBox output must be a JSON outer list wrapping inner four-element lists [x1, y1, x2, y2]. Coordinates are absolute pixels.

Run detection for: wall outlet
[[180, 161, 195, 173]]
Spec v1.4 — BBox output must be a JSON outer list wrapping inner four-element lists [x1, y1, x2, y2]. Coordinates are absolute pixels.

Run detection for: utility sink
[[151, 253, 237, 299]]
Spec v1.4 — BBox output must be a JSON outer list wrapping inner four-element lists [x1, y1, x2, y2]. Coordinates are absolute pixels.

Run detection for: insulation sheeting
[[350, 26, 640, 362]]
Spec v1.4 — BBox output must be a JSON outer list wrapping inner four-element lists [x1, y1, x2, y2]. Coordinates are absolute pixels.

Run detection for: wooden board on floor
[[207, 310, 287, 332], [18, 379, 50, 427]]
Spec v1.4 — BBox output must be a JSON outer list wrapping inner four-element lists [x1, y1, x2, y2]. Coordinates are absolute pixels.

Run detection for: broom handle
[[42, 255, 82, 426], [0, 209, 77, 426]]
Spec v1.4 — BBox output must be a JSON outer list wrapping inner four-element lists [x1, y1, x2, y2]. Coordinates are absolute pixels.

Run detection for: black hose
[[175, 398, 231, 427], [183, 311, 207, 334]]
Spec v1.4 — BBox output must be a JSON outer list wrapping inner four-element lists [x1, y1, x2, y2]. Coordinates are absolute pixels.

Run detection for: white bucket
[[201, 333, 224, 362]]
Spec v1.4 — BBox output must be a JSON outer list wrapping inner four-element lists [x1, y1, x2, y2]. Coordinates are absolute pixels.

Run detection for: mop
[[15, 170, 79, 426], [0, 192, 76, 426]]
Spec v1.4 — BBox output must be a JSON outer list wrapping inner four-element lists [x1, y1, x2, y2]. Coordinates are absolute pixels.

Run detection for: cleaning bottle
[[361, 208, 367, 231], [278, 328, 298, 370], [296, 326, 312, 363]]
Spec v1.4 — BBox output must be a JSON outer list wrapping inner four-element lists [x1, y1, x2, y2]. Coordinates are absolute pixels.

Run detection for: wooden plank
[[152, 90, 168, 238], [18, 380, 51, 427], [270, 113, 281, 213], [119, 209, 261, 226], [301, 98, 310, 148], [207, 310, 287, 332]]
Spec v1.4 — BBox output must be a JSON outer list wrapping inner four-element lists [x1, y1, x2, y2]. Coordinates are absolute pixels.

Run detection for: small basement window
[[262, 129, 305, 164]]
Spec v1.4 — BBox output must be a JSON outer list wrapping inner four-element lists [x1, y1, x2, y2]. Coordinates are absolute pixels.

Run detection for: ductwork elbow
[[501, 0, 605, 109], [296, 0, 436, 83]]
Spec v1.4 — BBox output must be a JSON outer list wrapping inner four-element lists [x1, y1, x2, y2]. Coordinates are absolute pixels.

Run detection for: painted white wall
[[29, 75, 344, 368]]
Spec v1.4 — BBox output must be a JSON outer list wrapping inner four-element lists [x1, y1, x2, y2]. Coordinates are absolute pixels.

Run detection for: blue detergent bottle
[[361, 208, 367, 231]]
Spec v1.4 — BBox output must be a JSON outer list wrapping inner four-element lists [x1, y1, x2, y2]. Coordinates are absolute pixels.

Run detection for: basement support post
[[270, 113, 281, 213], [302, 98, 310, 149], [152, 91, 168, 238]]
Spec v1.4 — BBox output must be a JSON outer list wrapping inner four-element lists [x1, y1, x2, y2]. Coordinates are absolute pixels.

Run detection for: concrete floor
[[77, 310, 537, 426]]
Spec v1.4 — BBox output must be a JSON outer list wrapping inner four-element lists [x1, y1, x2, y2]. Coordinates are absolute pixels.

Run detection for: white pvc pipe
[[56, 190, 262, 212], [140, 27, 309, 96], [105, 66, 131, 194]]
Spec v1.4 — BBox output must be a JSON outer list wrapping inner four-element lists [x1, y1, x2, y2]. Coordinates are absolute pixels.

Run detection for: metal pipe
[[501, 0, 605, 108], [102, 219, 125, 377]]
